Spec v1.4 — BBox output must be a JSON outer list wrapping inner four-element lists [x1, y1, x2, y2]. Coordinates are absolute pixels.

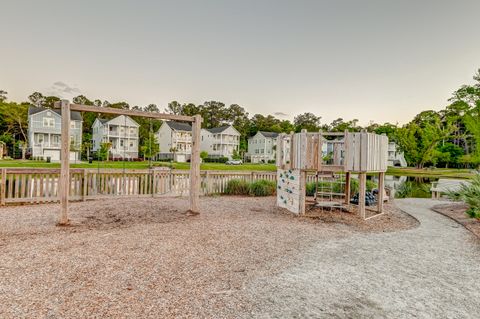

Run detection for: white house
[[247, 131, 279, 163], [388, 142, 407, 167], [200, 125, 240, 159], [92, 115, 139, 160], [28, 106, 83, 161], [155, 121, 192, 162]]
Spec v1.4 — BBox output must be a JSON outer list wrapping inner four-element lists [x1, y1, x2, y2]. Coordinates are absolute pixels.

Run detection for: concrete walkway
[[246, 199, 480, 318]]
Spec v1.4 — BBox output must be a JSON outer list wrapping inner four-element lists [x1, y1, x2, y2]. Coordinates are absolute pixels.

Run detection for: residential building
[[246, 131, 279, 163], [28, 106, 83, 161], [92, 115, 139, 160], [155, 121, 192, 162], [387, 142, 407, 167], [200, 125, 240, 159]]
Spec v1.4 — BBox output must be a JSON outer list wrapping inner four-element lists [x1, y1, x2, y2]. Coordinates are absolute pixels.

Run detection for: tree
[[165, 101, 183, 115], [200, 151, 209, 160], [141, 132, 159, 160], [0, 90, 7, 102], [98, 142, 112, 161], [0, 102, 29, 159], [144, 104, 159, 113], [293, 112, 321, 132]]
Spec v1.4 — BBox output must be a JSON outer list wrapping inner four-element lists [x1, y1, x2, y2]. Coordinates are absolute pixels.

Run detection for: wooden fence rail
[[0, 168, 317, 206]]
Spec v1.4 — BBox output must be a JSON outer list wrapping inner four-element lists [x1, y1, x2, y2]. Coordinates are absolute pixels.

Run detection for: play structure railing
[[277, 131, 388, 172], [0, 168, 314, 206]]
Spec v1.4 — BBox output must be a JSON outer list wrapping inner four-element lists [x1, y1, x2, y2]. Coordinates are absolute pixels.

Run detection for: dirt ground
[[432, 202, 480, 238], [0, 196, 416, 318]]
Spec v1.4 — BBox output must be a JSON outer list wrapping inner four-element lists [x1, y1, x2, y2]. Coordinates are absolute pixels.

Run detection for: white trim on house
[[387, 142, 407, 167]]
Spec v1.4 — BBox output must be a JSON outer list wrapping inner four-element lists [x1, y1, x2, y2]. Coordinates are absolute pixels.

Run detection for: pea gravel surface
[[0, 197, 473, 318]]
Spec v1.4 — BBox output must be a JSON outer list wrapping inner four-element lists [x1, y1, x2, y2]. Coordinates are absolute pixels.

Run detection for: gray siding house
[[246, 131, 278, 163], [155, 121, 192, 162], [28, 106, 83, 161], [92, 115, 140, 159]]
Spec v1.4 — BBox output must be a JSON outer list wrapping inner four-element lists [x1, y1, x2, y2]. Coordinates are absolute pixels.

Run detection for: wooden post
[[189, 115, 202, 214], [82, 169, 87, 201], [58, 100, 70, 225], [299, 170, 306, 215], [344, 172, 351, 205], [0, 168, 6, 206], [377, 172, 385, 213], [358, 172, 366, 219]]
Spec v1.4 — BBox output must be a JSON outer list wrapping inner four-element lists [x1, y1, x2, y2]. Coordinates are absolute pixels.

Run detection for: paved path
[[246, 199, 480, 318]]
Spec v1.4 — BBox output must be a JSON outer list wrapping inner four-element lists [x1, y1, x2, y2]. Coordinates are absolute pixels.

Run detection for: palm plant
[[447, 172, 480, 218]]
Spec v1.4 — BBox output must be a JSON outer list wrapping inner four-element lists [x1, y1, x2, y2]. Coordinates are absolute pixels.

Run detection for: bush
[[224, 179, 250, 195], [305, 177, 359, 197], [395, 181, 431, 198], [267, 159, 276, 164], [249, 180, 276, 196], [203, 156, 228, 163], [447, 173, 480, 218]]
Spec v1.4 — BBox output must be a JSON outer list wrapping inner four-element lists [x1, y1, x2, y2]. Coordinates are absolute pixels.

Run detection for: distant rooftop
[[207, 125, 231, 133], [258, 131, 279, 138], [28, 105, 82, 121], [166, 121, 192, 131]]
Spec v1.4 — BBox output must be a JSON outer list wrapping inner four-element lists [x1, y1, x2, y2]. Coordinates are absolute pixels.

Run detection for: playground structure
[[276, 130, 388, 219], [54, 100, 202, 225]]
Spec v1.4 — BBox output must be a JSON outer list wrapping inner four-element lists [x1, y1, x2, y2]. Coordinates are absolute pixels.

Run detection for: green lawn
[[386, 167, 475, 179], [0, 160, 475, 177], [0, 160, 277, 171]]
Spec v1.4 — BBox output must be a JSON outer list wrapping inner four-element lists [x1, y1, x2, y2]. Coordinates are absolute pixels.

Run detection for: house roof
[[166, 121, 192, 131], [207, 125, 231, 133], [28, 105, 82, 121], [258, 131, 279, 138]]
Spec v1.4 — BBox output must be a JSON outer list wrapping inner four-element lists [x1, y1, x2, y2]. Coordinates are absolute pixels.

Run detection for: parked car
[[226, 159, 243, 165]]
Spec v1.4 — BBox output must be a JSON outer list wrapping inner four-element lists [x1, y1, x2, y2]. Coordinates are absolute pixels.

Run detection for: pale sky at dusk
[[1, 0, 479, 125]]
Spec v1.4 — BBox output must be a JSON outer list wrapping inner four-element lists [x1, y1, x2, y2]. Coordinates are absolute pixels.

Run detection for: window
[[43, 118, 54, 127], [70, 121, 76, 129], [120, 140, 124, 147], [130, 141, 134, 148]]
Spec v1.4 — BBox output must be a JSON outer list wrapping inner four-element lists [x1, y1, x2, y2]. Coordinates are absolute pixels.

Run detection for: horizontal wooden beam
[[54, 102, 195, 122]]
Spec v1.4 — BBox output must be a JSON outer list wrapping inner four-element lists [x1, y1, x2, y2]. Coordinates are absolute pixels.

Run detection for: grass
[[0, 159, 476, 177], [0, 159, 277, 171], [386, 167, 476, 179]]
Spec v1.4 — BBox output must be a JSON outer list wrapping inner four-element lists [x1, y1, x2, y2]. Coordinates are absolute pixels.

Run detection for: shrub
[[305, 177, 359, 197], [447, 173, 480, 218], [224, 179, 250, 195], [249, 180, 276, 196], [203, 156, 228, 163], [395, 181, 431, 198]]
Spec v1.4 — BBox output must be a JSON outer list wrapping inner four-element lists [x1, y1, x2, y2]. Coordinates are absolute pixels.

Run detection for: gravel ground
[[0, 196, 415, 318], [3, 197, 477, 318], [432, 202, 480, 238], [244, 198, 480, 318]]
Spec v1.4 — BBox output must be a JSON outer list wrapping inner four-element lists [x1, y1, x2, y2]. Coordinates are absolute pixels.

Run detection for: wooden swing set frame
[[54, 100, 202, 225]]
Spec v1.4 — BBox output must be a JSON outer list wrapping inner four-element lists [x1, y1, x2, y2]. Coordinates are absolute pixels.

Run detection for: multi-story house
[[200, 125, 240, 159], [155, 121, 192, 162], [387, 142, 407, 167], [246, 131, 278, 163], [92, 115, 139, 160], [28, 106, 83, 161]]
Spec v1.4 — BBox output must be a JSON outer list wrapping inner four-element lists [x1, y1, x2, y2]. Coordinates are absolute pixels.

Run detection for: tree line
[[0, 69, 479, 168]]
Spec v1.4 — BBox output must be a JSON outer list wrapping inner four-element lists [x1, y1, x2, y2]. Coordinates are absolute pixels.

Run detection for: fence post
[[205, 171, 210, 195], [151, 170, 156, 197], [82, 169, 87, 201], [251, 171, 255, 183], [1, 168, 6, 206]]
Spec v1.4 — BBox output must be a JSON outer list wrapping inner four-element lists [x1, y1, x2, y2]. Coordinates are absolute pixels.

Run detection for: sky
[[1, 0, 479, 126]]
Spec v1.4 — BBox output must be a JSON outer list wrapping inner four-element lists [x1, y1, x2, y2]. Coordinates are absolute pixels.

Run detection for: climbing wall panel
[[277, 169, 302, 214]]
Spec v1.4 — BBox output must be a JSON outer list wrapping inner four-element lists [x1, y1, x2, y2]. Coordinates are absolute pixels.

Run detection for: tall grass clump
[[447, 173, 480, 219], [249, 180, 276, 196], [395, 181, 431, 198], [224, 179, 251, 195]]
